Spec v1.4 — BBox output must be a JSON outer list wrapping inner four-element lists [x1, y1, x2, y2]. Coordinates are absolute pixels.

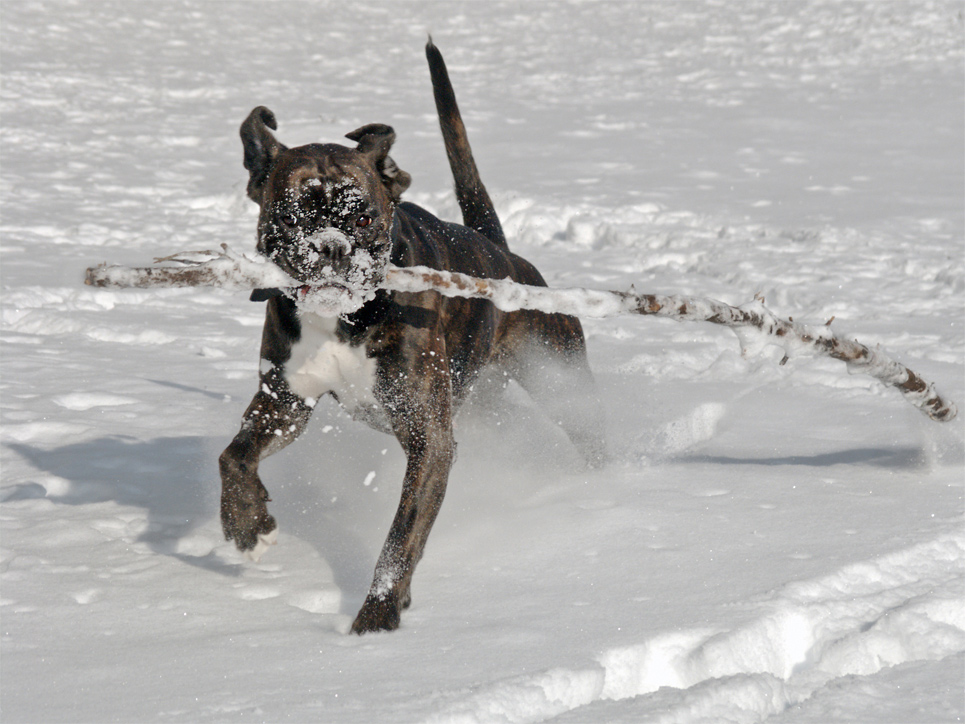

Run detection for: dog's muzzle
[[283, 227, 354, 282], [274, 227, 389, 317]]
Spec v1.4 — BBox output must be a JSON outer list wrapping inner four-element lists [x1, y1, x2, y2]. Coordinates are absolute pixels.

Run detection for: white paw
[[244, 528, 278, 563]]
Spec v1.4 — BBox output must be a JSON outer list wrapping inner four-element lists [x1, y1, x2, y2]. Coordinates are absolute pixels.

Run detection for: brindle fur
[[220, 41, 604, 634]]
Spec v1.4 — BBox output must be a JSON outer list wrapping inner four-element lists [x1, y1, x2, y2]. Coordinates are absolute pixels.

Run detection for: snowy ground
[[2, 2, 963, 722]]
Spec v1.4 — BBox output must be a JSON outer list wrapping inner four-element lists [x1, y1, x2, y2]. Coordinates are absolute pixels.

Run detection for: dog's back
[[426, 40, 507, 249]]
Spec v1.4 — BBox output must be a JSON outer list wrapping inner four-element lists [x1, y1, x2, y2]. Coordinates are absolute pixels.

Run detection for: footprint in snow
[[641, 402, 726, 459], [51, 393, 137, 411], [71, 588, 102, 605], [287, 590, 341, 614]]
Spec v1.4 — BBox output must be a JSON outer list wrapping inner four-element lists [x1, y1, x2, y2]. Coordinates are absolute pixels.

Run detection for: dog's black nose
[[308, 229, 351, 262], [318, 240, 345, 262]]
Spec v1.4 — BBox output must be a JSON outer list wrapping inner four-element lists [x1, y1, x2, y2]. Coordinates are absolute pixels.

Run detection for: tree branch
[[85, 247, 958, 423]]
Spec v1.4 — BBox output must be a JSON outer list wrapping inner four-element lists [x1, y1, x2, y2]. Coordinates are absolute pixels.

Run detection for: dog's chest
[[281, 314, 378, 410]]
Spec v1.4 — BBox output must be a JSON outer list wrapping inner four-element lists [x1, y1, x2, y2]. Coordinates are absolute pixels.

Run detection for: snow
[[244, 528, 278, 565], [1, 1, 962, 723]]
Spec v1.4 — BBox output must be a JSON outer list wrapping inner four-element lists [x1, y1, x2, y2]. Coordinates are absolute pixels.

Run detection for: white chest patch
[[279, 313, 378, 410]]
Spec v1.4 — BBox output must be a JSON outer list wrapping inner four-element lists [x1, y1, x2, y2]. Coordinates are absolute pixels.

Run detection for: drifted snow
[[427, 533, 965, 723], [1, 2, 963, 723]]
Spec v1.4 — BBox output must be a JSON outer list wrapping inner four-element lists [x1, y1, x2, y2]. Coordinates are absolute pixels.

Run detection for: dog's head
[[240, 106, 411, 314]]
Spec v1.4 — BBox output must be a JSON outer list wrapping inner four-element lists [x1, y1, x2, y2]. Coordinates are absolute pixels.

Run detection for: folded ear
[[346, 124, 412, 202], [240, 107, 287, 202]]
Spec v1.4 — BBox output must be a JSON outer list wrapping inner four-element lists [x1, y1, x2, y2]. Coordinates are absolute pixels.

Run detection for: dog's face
[[240, 108, 411, 313], [258, 147, 393, 289]]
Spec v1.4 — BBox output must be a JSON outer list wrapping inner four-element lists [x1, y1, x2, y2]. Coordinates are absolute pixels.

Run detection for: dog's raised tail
[[426, 39, 507, 248]]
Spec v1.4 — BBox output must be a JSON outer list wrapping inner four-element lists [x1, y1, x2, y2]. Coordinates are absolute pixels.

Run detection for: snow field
[[2, 1, 963, 722], [425, 530, 965, 723]]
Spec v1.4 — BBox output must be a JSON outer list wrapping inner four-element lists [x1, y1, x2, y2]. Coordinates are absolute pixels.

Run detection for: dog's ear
[[240, 107, 287, 202], [346, 124, 412, 202]]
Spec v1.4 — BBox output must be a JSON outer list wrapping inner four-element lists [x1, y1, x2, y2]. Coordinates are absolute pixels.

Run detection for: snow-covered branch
[[85, 246, 300, 291], [386, 266, 955, 422], [85, 246, 958, 423]]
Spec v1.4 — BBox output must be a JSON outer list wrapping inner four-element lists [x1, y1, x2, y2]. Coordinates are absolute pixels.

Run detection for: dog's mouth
[[297, 282, 342, 297], [287, 279, 376, 317], [265, 236, 390, 317]]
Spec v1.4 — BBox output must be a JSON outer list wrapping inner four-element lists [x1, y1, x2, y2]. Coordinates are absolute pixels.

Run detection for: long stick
[[85, 247, 958, 423], [386, 266, 956, 422], [85, 247, 299, 290]]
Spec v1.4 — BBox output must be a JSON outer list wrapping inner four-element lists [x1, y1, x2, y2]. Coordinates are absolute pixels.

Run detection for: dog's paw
[[350, 594, 402, 635], [244, 528, 278, 563], [222, 506, 276, 545], [221, 479, 276, 553]]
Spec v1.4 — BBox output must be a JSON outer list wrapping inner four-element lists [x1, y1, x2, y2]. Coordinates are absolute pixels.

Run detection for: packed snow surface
[[2, 2, 963, 723]]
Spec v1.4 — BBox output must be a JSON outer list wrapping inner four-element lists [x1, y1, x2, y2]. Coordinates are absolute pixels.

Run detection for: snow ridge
[[425, 532, 965, 724]]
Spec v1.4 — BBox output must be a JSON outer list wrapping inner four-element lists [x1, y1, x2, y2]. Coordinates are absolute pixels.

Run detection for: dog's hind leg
[[503, 314, 608, 469]]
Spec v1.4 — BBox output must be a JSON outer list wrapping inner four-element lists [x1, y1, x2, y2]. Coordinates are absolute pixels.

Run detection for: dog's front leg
[[219, 365, 314, 558], [351, 355, 455, 634]]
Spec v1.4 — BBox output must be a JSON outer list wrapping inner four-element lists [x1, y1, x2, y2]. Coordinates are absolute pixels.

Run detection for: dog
[[219, 41, 605, 634]]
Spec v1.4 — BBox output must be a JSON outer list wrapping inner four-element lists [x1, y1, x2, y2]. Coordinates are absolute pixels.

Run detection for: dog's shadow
[[2, 384, 595, 617], [3, 414, 402, 612], [3, 434, 244, 573]]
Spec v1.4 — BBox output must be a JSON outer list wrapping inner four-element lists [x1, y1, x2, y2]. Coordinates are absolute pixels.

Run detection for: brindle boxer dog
[[220, 41, 605, 634]]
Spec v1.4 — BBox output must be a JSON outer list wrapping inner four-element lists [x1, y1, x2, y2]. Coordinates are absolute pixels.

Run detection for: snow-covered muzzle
[[289, 245, 389, 317], [258, 179, 393, 317], [272, 226, 389, 315]]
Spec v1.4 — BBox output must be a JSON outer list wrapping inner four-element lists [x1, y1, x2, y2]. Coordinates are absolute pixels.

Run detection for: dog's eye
[[355, 214, 372, 228]]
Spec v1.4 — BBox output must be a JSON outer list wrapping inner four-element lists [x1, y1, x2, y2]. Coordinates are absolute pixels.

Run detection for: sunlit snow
[[2, 2, 962, 723]]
